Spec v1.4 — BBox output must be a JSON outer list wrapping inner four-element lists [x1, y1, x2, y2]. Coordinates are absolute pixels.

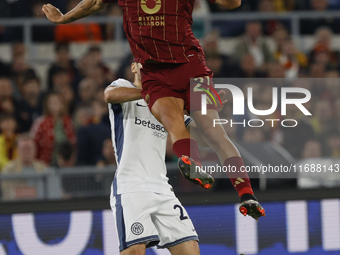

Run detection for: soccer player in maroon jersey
[[43, 0, 265, 221]]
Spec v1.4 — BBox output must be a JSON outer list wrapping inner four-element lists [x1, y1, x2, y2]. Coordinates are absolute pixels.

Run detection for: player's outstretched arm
[[104, 86, 142, 104], [215, 0, 241, 9], [42, 0, 109, 24]]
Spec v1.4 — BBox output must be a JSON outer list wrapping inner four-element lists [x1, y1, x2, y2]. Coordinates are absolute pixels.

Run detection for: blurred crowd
[[0, 0, 123, 42], [0, 42, 118, 199], [1, 0, 340, 42], [0, 0, 339, 196], [0, 42, 117, 173], [2, 0, 340, 18]]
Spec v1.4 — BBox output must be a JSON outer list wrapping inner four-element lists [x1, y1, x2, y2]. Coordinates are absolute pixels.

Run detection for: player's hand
[[42, 4, 65, 24], [217, 90, 228, 112]]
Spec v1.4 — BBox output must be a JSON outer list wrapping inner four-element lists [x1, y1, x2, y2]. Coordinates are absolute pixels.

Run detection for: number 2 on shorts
[[173, 204, 188, 220]]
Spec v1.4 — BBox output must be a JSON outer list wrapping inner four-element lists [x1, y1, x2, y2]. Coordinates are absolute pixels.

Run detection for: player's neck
[[133, 77, 142, 88]]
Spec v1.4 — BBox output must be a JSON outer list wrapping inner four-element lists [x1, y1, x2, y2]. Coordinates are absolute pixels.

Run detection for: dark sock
[[240, 193, 257, 202], [173, 138, 201, 164], [223, 156, 254, 197]]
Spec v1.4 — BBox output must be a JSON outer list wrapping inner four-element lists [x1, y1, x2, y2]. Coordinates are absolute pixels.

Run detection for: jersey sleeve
[[108, 80, 120, 88], [107, 79, 136, 88], [184, 115, 194, 128], [107, 79, 136, 107]]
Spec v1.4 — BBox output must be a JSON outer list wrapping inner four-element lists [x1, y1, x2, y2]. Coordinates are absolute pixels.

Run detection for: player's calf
[[120, 243, 146, 255], [168, 240, 200, 255], [178, 156, 214, 189]]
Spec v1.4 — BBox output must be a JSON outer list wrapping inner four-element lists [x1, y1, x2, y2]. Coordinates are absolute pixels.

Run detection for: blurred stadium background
[[0, 0, 340, 254]]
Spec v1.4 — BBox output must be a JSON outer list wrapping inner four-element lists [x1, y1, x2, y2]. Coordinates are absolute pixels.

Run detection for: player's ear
[[131, 62, 137, 74]]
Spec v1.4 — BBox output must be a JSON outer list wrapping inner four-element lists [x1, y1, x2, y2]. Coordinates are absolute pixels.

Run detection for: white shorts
[[110, 192, 198, 252]]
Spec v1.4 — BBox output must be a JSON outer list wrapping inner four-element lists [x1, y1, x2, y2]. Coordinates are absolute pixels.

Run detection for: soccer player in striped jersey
[[43, 0, 265, 220]]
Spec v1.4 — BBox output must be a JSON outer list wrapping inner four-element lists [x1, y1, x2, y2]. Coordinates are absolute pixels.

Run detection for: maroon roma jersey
[[103, 0, 215, 63]]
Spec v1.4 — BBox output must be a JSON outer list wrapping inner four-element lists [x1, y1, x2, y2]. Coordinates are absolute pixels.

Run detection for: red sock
[[173, 138, 201, 165], [223, 156, 254, 197]]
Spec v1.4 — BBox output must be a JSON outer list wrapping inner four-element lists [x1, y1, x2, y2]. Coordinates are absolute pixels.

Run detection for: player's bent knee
[[120, 243, 146, 255], [152, 102, 188, 135], [168, 240, 200, 255]]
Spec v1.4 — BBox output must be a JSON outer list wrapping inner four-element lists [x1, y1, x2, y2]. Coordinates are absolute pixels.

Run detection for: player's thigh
[[151, 96, 185, 123], [151, 194, 199, 249], [110, 193, 160, 252], [120, 243, 146, 255], [167, 240, 200, 255], [192, 109, 240, 157], [151, 97, 189, 142], [141, 62, 204, 117], [141, 66, 187, 114]]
